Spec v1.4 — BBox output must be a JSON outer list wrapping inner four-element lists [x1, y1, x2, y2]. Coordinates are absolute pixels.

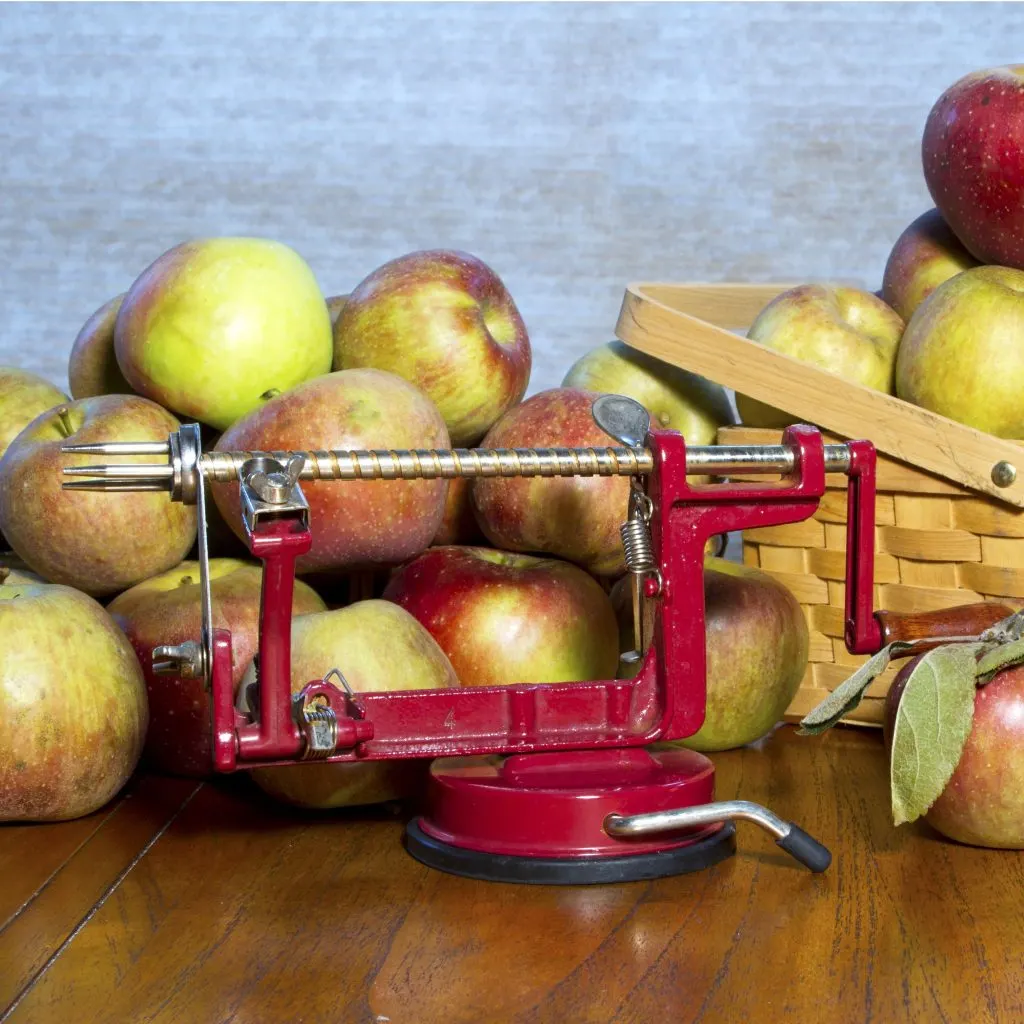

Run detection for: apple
[[0, 552, 46, 586], [212, 369, 449, 575], [432, 477, 486, 547], [326, 294, 347, 328], [333, 249, 531, 445], [881, 209, 979, 322], [735, 284, 905, 428], [636, 557, 808, 751], [895, 265, 1024, 437], [108, 558, 327, 777], [0, 367, 68, 462], [382, 546, 619, 686], [561, 340, 734, 444], [470, 387, 631, 577], [243, 599, 459, 808], [67, 294, 132, 399], [922, 65, 1024, 269], [0, 395, 197, 597], [885, 656, 1024, 848], [115, 237, 333, 431], [0, 583, 148, 821]]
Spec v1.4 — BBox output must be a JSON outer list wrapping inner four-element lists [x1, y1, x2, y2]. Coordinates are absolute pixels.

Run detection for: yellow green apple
[[0, 367, 68, 462], [561, 340, 733, 442], [736, 284, 905, 427], [895, 265, 1024, 437], [244, 600, 459, 809], [333, 249, 531, 445], [0, 583, 148, 821], [115, 237, 333, 431]]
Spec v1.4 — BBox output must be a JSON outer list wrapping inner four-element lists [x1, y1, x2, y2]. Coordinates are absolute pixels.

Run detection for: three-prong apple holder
[[64, 395, 895, 884]]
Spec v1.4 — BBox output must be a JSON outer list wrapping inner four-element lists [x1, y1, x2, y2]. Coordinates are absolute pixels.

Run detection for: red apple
[[0, 367, 68, 462], [333, 250, 531, 445], [326, 294, 347, 328], [212, 369, 449, 575], [0, 395, 197, 597], [108, 558, 327, 777], [885, 657, 1024, 848], [382, 545, 619, 686], [244, 600, 459, 808], [881, 208, 979, 321], [615, 557, 809, 751], [922, 65, 1024, 268], [470, 388, 631, 577], [1, 583, 148, 821], [67, 293, 132, 399], [431, 477, 486, 547]]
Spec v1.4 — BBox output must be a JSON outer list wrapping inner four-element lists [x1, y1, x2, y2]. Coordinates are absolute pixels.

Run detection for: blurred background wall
[[3, 1, 1021, 393]]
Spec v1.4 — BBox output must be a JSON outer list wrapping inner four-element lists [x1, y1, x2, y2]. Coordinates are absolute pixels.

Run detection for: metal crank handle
[[605, 800, 832, 873]]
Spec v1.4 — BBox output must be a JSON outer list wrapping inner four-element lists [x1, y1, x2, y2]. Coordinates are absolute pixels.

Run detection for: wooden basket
[[615, 282, 1024, 728]]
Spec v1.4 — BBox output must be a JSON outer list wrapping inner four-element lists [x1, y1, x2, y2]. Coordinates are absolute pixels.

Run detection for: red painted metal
[[844, 439, 883, 654], [205, 425, 880, 861], [419, 747, 721, 857]]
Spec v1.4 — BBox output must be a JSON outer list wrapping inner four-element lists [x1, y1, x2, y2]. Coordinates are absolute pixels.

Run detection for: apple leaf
[[797, 640, 918, 735], [974, 635, 1024, 683], [889, 643, 982, 827]]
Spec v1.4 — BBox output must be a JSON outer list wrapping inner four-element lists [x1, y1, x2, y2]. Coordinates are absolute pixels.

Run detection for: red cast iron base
[[405, 746, 737, 884]]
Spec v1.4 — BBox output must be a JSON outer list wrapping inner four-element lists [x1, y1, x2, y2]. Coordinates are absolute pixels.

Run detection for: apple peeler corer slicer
[[63, 394, 891, 884]]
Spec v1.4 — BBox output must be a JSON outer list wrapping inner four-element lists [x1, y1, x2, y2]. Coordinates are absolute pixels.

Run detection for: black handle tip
[[777, 825, 832, 872]]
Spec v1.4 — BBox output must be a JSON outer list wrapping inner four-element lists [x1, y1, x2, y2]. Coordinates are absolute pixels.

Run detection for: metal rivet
[[992, 461, 1017, 487]]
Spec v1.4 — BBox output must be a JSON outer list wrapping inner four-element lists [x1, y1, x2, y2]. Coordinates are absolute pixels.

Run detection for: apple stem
[[56, 406, 74, 438]]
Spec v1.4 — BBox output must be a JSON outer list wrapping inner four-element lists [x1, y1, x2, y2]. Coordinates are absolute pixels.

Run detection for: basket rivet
[[992, 461, 1017, 487]]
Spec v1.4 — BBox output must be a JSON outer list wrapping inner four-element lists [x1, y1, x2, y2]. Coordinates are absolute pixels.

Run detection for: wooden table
[[3, 726, 1021, 1023]]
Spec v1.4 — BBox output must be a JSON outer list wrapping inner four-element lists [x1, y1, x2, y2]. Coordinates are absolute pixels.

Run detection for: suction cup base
[[404, 818, 737, 885]]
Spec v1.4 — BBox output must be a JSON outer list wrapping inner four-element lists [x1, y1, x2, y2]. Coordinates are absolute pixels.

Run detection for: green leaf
[[975, 635, 1024, 684], [797, 640, 917, 735], [889, 643, 982, 827]]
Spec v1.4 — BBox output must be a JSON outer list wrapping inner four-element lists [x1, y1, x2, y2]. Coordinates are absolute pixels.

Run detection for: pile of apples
[[1, 239, 811, 823], [740, 64, 1024, 442], [739, 64, 1024, 851]]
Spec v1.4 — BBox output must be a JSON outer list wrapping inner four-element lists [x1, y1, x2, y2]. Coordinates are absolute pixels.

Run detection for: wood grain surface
[[3, 727, 1021, 1024]]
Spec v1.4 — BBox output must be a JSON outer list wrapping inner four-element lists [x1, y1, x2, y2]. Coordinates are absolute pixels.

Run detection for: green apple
[[0, 367, 68, 462], [881, 209, 978, 322], [333, 250, 531, 445], [115, 237, 333, 431], [67, 294, 132, 398], [108, 558, 326, 777], [382, 546, 620, 686], [562, 340, 733, 442], [0, 395, 197, 597], [736, 284, 905, 427], [244, 600, 459, 809], [895, 265, 1024, 437], [0, 583, 148, 821], [0, 552, 46, 585]]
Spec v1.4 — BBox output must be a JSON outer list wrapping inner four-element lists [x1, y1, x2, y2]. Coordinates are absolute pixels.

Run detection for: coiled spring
[[299, 700, 339, 760], [621, 482, 658, 582]]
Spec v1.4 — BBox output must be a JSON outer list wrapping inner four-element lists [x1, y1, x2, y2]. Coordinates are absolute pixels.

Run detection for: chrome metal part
[[992, 460, 1018, 488], [606, 799, 792, 840], [592, 394, 651, 449], [195, 459, 214, 687], [152, 639, 206, 679], [239, 456, 310, 535]]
